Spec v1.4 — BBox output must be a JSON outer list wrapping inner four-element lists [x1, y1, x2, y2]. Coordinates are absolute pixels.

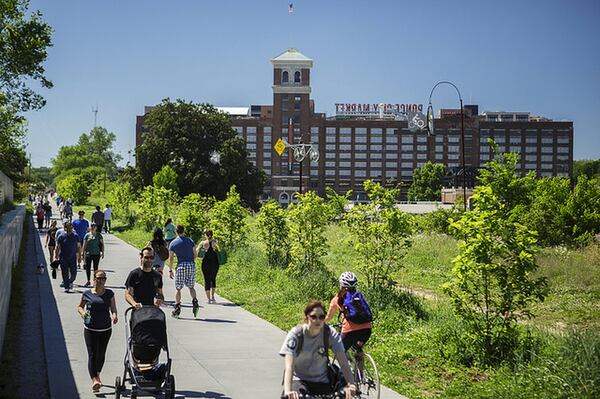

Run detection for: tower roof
[[271, 48, 313, 67]]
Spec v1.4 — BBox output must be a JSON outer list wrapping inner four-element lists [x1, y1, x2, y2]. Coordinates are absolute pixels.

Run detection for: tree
[[407, 162, 446, 201], [152, 165, 178, 193], [324, 187, 351, 222], [256, 201, 290, 268], [178, 193, 214, 242], [57, 174, 88, 204], [51, 126, 121, 186], [0, 104, 27, 181], [209, 186, 248, 248], [135, 99, 265, 206], [0, 0, 53, 111], [443, 146, 548, 366], [287, 191, 329, 274], [137, 186, 179, 232], [106, 181, 135, 224], [344, 180, 413, 289], [563, 175, 600, 245], [573, 159, 600, 180]]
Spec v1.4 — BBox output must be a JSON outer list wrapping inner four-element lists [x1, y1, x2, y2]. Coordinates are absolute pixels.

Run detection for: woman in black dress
[[197, 229, 220, 303], [77, 269, 118, 392]]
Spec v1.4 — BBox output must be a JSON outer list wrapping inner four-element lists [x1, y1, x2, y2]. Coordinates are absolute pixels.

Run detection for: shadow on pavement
[[176, 390, 233, 398], [35, 221, 79, 398]]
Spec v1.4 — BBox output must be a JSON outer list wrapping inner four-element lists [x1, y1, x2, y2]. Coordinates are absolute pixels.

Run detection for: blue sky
[[25, 0, 600, 167]]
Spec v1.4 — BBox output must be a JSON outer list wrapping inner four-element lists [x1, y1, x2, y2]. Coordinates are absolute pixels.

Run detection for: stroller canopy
[[130, 306, 167, 348]]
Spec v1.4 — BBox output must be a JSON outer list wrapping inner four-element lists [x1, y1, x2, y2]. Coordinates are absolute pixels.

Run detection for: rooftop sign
[[335, 103, 424, 119]]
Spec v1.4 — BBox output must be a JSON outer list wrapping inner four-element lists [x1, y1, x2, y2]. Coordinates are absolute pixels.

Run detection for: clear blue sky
[[25, 0, 600, 167]]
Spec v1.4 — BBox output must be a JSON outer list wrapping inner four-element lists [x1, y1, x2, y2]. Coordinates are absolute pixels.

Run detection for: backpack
[[287, 324, 343, 390], [342, 290, 373, 324], [151, 241, 169, 261]]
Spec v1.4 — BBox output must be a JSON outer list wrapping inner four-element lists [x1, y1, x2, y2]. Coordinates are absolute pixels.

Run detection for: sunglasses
[[309, 314, 326, 321], [142, 255, 153, 259]]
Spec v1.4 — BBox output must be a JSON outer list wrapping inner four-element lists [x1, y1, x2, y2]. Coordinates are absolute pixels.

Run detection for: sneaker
[[192, 299, 199, 318], [64, 288, 70, 293], [84, 281, 91, 287], [60, 282, 64, 288], [92, 379, 101, 392], [171, 304, 181, 318]]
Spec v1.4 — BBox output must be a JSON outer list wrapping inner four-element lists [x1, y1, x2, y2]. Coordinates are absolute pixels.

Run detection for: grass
[[0, 212, 29, 398], [106, 213, 600, 398]]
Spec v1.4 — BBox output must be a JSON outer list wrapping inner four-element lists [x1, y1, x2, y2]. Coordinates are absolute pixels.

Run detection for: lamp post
[[426, 81, 467, 210], [281, 139, 319, 194]]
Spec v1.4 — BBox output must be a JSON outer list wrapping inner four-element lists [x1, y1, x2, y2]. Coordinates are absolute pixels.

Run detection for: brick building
[[136, 48, 574, 205]]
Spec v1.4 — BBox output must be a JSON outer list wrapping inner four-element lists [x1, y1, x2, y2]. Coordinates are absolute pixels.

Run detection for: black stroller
[[115, 306, 175, 398]]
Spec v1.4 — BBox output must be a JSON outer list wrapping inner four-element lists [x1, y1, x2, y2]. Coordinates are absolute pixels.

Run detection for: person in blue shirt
[[168, 225, 199, 318], [55, 220, 81, 292], [73, 210, 90, 267]]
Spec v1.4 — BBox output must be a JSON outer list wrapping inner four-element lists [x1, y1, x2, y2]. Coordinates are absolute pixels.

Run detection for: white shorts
[[175, 261, 196, 289]]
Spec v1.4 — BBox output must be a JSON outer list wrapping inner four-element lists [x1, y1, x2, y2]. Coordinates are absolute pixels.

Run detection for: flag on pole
[[288, 3, 294, 13]]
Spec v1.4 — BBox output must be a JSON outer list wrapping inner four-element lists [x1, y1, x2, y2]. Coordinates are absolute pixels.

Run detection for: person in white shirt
[[103, 204, 112, 233]]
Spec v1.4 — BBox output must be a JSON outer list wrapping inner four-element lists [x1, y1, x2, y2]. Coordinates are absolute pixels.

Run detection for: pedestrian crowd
[[37, 191, 372, 398]]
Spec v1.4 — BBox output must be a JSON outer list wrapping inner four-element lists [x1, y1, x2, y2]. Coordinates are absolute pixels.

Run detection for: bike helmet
[[339, 271, 358, 289]]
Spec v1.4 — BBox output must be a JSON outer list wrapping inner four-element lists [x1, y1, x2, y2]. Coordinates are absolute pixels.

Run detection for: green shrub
[[210, 185, 248, 248], [256, 201, 290, 268], [178, 193, 214, 241]]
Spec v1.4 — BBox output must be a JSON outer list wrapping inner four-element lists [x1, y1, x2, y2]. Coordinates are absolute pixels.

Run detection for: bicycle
[[331, 324, 380, 399]]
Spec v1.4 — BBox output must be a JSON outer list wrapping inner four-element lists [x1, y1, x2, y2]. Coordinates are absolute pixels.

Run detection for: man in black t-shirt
[[125, 247, 164, 308]]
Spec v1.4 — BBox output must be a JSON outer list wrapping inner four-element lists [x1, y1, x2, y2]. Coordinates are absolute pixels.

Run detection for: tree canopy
[[135, 98, 265, 207], [407, 161, 446, 201], [0, 0, 53, 111], [51, 126, 121, 185]]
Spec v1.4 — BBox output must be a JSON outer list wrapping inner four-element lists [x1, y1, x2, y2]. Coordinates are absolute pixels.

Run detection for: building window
[[435, 153, 443, 160], [401, 162, 413, 168], [435, 135, 444, 143], [340, 170, 351, 176], [370, 144, 382, 151], [386, 170, 398, 178], [371, 161, 382, 168], [448, 145, 459, 153], [355, 153, 367, 159], [386, 144, 398, 151], [541, 147, 553, 154], [340, 136, 352, 143], [339, 161, 351, 168], [282, 71, 289, 83], [401, 135, 414, 144], [246, 134, 256, 143], [525, 146, 537, 153], [448, 136, 460, 143], [386, 135, 398, 143], [400, 170, 412, 177], [233, 126, 243, 134], [525, 155, 537, 162], [416, 135, 427, 143], [480, 146, 490, 153], [370, 169, 382, 177], [494, 136, 505, 143], [355, 144, 367, 150], [325, 170, 335, 176], [401, 145, 413, 151], [355, 162, 367, 168], [246, 143, 256, 150], [448, 154, 459, 160], [356, 136, 367, 143], [294, 71, 301, 83], [417, 153, 427, 160], [541, 137, 553, 144], [326, 127, 336, 134], [557, 137, 570, 144], [326, 153, 335, 159], [340, 153, 351, 159], [339, 144, 351, 150], [401, 153, 412, 160], [385, 153, 398, 159], [371, 153, 382, 159], [325, 161, 335, 168], [371, 135, 383, 143], [325, 144, 336, 150], [417, 145, 427, 152], [386, 161, 397, 168], [356, 170, 367, 177], [326, 136, 336, 143], [557, 147, 569, 153]]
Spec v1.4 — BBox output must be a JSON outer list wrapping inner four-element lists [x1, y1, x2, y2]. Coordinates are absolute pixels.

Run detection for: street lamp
[[426, 81, 467, 210], [281, 139, 319, 194]]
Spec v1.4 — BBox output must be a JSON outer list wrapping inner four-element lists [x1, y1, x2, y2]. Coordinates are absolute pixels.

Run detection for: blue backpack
[[342, 290, 373, 324]]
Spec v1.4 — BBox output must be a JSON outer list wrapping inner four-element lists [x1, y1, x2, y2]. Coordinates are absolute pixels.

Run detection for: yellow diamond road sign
[[274, 138, 286, 156]]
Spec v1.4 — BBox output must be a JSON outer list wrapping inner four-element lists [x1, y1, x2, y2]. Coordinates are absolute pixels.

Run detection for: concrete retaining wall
[[0, 170, 14, 205], [0, 205, 26, 359]]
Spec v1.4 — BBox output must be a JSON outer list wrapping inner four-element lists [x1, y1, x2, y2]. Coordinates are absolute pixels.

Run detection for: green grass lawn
[[108, 214, 600, 398]]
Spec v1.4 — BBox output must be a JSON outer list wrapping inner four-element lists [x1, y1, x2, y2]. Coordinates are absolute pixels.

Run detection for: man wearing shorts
[[168, 225, 199, 318]]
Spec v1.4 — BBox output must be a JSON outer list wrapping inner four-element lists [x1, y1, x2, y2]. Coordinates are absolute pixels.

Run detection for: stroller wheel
[[165, 374, 176, 399], [114, 376, 121, 398]]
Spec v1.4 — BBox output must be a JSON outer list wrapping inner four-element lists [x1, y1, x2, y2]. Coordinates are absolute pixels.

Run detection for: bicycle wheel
[[355, 352, 380, 399]]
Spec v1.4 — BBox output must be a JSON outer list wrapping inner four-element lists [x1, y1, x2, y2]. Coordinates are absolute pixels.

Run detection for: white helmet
[[339, 271, 358, 289]]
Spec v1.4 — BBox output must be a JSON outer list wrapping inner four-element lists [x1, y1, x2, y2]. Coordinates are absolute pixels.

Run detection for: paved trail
[[35, 211, 408, 399]]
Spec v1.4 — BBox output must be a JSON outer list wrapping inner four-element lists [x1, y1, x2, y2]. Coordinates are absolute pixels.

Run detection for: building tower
[[270, 48, 313, 204]]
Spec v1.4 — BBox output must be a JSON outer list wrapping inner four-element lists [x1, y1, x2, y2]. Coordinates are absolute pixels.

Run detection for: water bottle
[[84, 305, 91, 325]]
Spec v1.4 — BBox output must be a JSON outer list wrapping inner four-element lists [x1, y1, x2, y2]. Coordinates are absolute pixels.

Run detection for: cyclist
[[280, 300, 357, 399], [326, 272, 373, 359]]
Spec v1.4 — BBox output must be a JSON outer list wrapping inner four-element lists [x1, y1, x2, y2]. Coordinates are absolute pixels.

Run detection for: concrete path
[[36, 214, 407, 398]]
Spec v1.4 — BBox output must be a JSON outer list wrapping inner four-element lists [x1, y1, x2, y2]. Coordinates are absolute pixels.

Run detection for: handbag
[[216, 248, 227, 265]]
